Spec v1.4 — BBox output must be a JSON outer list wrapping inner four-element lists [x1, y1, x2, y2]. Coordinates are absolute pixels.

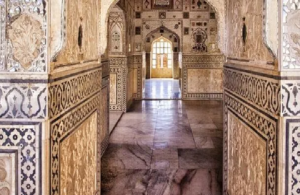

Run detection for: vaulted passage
[[102, 100, 223, 194]]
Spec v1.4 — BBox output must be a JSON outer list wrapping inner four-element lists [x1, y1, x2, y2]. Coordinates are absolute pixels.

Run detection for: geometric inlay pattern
[[282, 82, 300, 116], [285, 119, 300, 195], [0, 84, 47, 119], [0, 124, 41, 195]]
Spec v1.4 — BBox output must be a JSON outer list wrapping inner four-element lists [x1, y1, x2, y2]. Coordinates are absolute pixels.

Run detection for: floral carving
[[7, 14, 43, 69]]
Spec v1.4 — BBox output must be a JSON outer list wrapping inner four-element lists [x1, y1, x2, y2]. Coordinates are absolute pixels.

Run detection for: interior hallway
[[102, 100, 223, 195]]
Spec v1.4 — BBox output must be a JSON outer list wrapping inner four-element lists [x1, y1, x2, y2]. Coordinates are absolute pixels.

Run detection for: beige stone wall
[[53, 0, 100, 68], [182, 54, 224, 100], [226, 0, 275, 65]]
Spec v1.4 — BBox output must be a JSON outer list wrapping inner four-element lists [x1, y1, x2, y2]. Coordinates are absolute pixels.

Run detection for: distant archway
[[150, 36, 173, 78]]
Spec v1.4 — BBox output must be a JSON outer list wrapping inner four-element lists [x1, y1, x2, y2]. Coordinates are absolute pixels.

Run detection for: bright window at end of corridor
[[152, 37, 173, 69]]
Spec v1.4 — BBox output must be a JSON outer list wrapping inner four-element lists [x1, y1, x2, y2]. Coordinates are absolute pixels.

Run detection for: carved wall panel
[[228, 112, 267, 195], [100, 0, 119, 54], [0, 1, 47, 72], [108, 6, 126, 55], [109, 57, 128, 111], [54, 0, 100, 67], [110, 73, 117, 105], [8, 14, 43, 70], [224, 66, 278, 195], [49, 67, 102, 195], [182, 54, 224, 100], [128, 55, 143, 100], [187, 69, 222, 93], [0, 149, 18, 195], [227, 0, 274, 63], [60, 113, 97, 195], [282, 1, 300, 69], [0, 123, 42, 195]]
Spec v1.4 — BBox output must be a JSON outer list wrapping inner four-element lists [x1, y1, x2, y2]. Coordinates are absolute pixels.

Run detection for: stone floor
[[143, 79, 181, 99], [102, 100, 223, 195]]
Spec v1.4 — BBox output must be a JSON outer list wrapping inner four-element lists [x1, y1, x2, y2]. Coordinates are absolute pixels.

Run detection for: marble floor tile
[[101, 169, 222, 195], [178, 149, 222, 169], [102, 144, 153, 169], [103, 100, 223, 194], [194, 136, 215, 149], [151, 148, 178, 169]]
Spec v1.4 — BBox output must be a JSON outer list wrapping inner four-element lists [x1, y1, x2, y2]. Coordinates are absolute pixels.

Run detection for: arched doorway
[[143, 26, 182, 99], [151, 36, 173, 78]]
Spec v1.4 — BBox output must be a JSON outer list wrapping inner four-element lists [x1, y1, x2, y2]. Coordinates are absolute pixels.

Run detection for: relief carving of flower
[[7, 14, 43, 69]]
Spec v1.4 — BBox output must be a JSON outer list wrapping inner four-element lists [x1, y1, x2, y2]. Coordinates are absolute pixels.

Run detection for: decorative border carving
[[282, 82, 300, 116], [49, 68, 102, 119], [0, 83, 47, 119], [0, 122, 42, 195], [285, 119, 300, 195], [183, 93, 223, 99], [109, 57, 127, 111], [182, 55, 224, 65], [128, 55, 143, 100], [224, 92, 277, 195], [224, 66, 280, 116]]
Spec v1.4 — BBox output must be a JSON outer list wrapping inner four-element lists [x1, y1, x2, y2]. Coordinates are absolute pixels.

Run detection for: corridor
[[102, 100, 223, 195]]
